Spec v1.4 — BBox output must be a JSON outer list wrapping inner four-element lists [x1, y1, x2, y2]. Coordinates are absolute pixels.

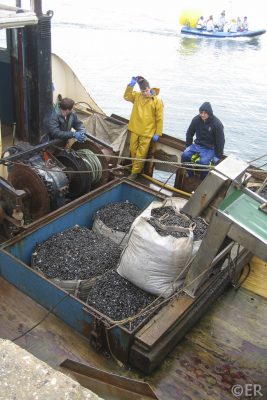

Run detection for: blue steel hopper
[[0, 175, 255, 373]]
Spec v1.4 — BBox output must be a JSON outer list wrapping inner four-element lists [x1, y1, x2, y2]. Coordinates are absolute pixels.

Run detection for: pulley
[[7, 162, 69, 221], [8, 164, 51, 220]]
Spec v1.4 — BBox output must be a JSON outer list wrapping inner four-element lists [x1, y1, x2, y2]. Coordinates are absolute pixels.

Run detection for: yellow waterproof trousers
[[130, 132, 151, 174]]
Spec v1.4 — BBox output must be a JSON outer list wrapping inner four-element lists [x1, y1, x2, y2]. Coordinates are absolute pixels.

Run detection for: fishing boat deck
[[1, 259, 266, 400]]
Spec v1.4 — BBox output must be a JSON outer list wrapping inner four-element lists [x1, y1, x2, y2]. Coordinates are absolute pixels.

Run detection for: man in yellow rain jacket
[[124, 76, 164, 179]]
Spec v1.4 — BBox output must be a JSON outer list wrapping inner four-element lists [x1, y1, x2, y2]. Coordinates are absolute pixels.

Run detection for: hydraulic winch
[[0, 138, 111, 240]]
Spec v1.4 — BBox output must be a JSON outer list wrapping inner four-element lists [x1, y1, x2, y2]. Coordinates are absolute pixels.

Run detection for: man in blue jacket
[[181, 102, 225, 178], [42, 97, 86, 143]]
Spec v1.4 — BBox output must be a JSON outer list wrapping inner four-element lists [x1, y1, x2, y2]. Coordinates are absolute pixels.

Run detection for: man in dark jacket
[[42, 97, 86, 143], [181, 102, 225, 177]]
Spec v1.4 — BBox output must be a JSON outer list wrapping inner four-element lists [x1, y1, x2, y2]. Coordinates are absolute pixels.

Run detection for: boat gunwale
[[180, 26, 266, 38]]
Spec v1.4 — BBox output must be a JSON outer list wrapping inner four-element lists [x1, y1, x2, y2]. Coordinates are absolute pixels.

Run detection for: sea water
[[42, 0, 267, 169]]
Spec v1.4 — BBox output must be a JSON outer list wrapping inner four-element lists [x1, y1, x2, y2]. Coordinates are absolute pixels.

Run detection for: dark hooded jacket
[[42, 104, 85, 141], [186, 102, 225, 158]]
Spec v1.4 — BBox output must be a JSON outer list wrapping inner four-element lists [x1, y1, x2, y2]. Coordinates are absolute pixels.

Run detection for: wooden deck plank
[[149, 287, 267, 399], [241, 256, 267, 298], [1, 277, 266, 400], [0, 277, 120, 373], [135, 296, 193, 347]]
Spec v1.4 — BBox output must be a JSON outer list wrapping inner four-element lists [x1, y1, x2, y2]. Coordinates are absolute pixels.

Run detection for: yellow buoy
[[179, 9, 203, 28]]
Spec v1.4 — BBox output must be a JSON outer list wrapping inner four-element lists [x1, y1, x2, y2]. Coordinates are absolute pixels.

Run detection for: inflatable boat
[[181, 26, 266, 38]]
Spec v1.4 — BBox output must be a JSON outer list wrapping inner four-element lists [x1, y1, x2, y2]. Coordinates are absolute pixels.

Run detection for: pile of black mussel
[[31, 203, 168, 327], [149, 206, 207, 240], [95, 201, 141, 232], [86, 270, 159, 330], [32, 226, 122, 280]]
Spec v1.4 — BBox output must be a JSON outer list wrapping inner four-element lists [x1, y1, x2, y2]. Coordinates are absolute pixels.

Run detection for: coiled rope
[[76, 148, 103, 184]]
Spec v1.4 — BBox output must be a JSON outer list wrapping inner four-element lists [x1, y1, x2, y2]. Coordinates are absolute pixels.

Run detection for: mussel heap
[[95, 201, 141, 232], [149, 206, 207, 240], [32, 226, 122, 280], [87, 270, 159, 330]]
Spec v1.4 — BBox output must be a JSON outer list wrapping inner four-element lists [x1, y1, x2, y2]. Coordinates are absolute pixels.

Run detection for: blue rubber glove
[[128, 77, 137, 87], [73, 131, 86, 143], [213, 156, 220, 164], [152, 134, 159, 142]]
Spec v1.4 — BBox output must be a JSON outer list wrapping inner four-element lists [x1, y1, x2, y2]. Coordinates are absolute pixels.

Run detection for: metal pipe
[[141, 173, 191, 197], [239, 184, 267, 204], [209, 241, 235, 269], [12, 123, 16, 146], [0, 14, 38, 28], [0, 139, 62, 164], [0, 4, 24, 11]]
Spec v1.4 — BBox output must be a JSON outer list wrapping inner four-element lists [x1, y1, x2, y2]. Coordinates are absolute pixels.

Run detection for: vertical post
[[183, 212, 231, 297], [10, 27, 26, 140], [23, 9, 53, 144], [0, 119, 2, 157], [31, 0, 42, 17], [0, 119, 3, 179]]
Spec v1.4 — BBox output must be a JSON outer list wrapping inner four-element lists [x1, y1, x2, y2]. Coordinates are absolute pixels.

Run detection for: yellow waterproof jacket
[[124, 85, 164, 138]]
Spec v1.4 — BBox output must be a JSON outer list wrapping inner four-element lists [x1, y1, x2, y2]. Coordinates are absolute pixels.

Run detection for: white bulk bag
[[160, 197, 208, 258], [117, 213, 193, 298], [92, 215, 129, 248]]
